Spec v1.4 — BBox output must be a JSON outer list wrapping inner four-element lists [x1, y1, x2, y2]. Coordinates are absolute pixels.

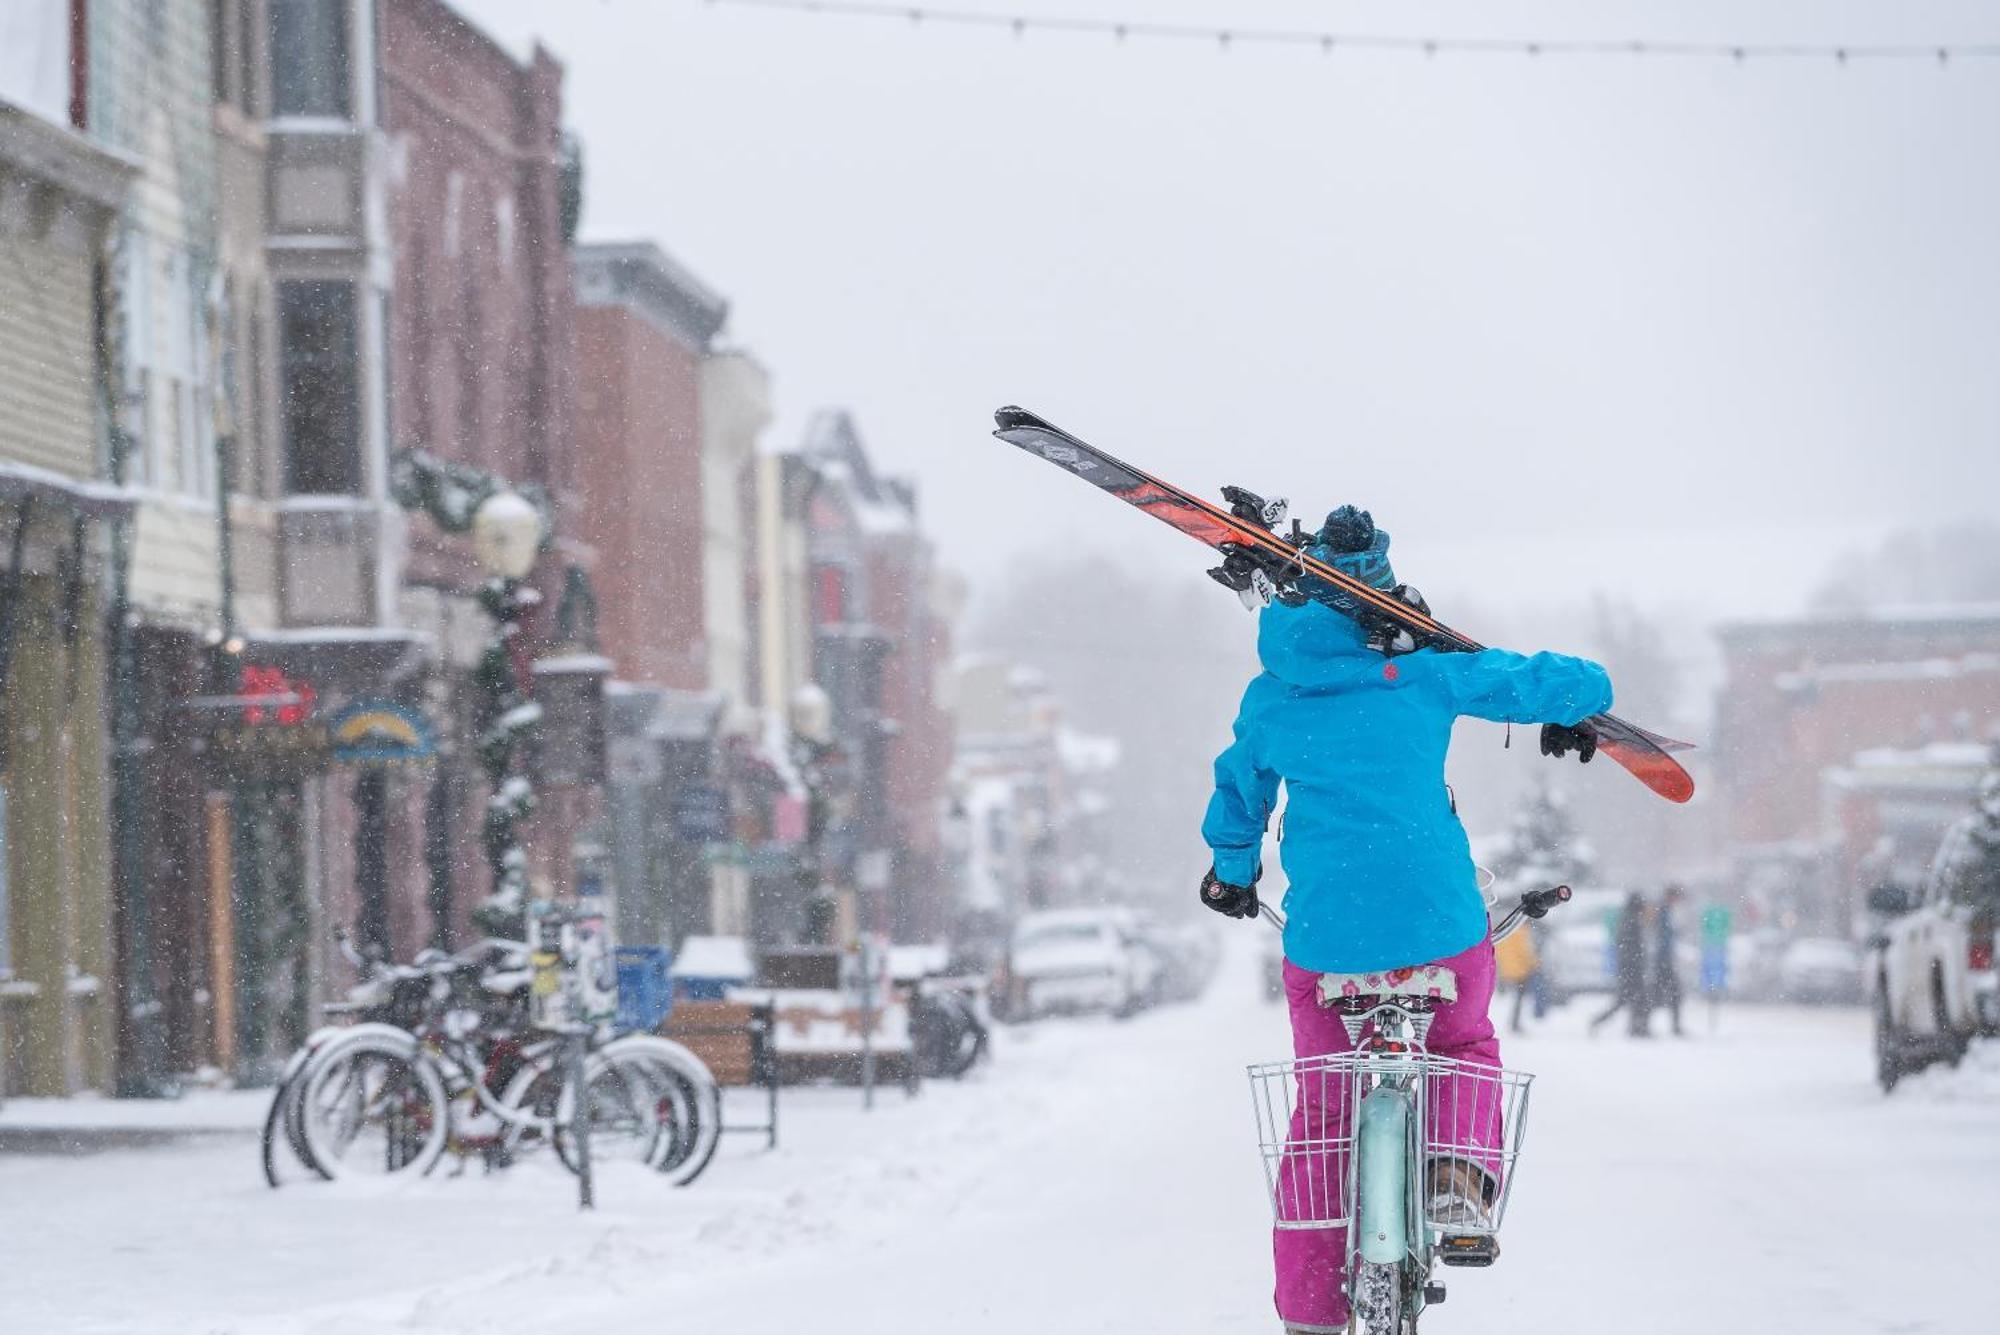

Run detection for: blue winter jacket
[[1202, 597, 1614, 974]]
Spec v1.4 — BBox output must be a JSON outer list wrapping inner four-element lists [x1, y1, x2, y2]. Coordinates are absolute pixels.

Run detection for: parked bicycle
[[1245, 885, 1571, 1334], [910, 978, 991, 1081], [263, 934, 720, 1188]]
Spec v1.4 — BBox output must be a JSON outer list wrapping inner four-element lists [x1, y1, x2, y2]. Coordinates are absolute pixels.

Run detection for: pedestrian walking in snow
[[1654, 885, 1688, 1037], [1494, 914, 1548, 1034], [1589, 893, 1654, 1037], [1196, 506, 1612, 1334]]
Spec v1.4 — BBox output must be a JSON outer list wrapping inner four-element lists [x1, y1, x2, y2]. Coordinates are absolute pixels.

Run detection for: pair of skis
[[991, 407, 1695, 804]]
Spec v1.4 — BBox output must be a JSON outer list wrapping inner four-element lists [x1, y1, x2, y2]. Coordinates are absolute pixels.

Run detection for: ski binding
[[1221, 485, 1288, 530]]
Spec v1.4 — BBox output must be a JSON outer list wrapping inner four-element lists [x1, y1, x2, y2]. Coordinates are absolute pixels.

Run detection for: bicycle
[[1245, 884, 1572, 1335], [267, 937, 721, 1185]]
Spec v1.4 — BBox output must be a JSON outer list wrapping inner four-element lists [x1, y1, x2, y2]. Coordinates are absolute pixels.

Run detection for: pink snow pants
[[1274, 937, 1502, 1333]]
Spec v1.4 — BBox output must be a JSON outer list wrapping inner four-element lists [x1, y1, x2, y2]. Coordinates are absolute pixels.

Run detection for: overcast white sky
[[462, 0, 1998, 623]]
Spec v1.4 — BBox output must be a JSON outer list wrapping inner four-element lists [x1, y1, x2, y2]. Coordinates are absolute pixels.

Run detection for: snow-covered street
[[5, 936, 1998, 1335]]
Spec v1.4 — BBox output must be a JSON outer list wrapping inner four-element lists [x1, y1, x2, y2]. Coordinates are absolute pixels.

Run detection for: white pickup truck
[[1869, 775, 2000, 1092]]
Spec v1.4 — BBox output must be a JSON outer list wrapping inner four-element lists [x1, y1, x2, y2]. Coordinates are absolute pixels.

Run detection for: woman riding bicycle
[[1198, 506, 1610, 1334]]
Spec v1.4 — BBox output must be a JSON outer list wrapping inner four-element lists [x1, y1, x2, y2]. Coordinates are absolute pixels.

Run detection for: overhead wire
[[686, 0, 2000, 67]]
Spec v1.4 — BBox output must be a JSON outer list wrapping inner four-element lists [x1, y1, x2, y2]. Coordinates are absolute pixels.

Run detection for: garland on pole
[[693, 0, 2000, 66], [473, 575, 543, 938], [389, 447, 552, 938], [389, 448, 552, 542]]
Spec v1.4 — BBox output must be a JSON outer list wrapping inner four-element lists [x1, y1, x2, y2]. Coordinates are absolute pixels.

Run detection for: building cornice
[[574, 241, 728, 351], [0, 99, 138, 210]]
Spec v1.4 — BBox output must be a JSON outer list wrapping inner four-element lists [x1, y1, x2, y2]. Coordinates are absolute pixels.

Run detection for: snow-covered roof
[[671, 935, 754, 979], [531, 652, 614, 675], [801, 409, 918, 537], [1777, 653, 2000, 690], [0, 460, 135, 518], [887, 943, 950, 979], [0, 97, 139, 208], [1851, 741, 1994, 771], [573, 241, 728, 350], [1056, 728, 1121, 773], [1007, 664, 1050, 692], [252, 626, 434, 646], [1722, 603, 2000, 641], [645, 689, 727, 742]]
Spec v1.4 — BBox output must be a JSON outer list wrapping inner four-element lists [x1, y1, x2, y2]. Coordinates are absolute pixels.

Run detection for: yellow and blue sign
[[328, 701, 437, 767]]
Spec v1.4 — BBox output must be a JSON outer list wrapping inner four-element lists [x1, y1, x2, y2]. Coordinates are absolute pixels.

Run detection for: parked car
[[1005, 909, 1157, 1019], [1539, 888, 1626, 1004], [1775, 937, 1865, 1005], [1727, 927, 1789, 1003], [1869, 795, 2000, 1090], [1133, 923, 1219, 1005]]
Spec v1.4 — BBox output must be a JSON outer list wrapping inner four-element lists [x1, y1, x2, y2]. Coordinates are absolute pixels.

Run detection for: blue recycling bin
[[615, 946, 674, 1032]]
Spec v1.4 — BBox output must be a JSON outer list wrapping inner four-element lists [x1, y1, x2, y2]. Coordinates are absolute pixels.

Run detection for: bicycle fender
[[600, 1033, 719, 1086], [1356, 1086, 1411, 1265], [309, 1021, 424, 1057]]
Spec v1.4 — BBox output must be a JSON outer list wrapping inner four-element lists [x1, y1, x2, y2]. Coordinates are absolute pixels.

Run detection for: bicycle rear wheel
[[1351, 1261, 1406, 1335], [560, 1052, 685, 1172], [297, 1032, 448, 1179], [598, 1035, 722, 1185]]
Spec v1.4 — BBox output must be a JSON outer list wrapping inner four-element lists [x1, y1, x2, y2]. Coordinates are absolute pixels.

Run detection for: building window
[[278, 280, 361, 495], [270, 0, 350, 118], [815, 567, 844, 624]]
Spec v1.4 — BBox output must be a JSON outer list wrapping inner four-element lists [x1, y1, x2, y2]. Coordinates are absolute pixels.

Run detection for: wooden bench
[[729, 987, 919, 1095], [664, 999, 779, 1150]]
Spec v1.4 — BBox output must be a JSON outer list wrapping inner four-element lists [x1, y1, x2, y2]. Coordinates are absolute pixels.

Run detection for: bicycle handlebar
[[1257, 884, 1572, 944], [1490, 884, 1571, 943]]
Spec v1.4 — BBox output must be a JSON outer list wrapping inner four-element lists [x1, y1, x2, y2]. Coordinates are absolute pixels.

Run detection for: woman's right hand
[[1199, 867, 1261, 920]]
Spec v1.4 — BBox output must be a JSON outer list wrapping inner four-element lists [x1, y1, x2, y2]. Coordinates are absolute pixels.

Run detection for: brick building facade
[[381, 0, 600, 940], [571, 243, 724, 691], [797, 411, 954, 943], [1714, 606, 2000, 929]]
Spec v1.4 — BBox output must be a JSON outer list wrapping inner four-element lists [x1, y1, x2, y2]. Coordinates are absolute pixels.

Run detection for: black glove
[[1540, 720, 1599, 764], [1199, 867, 1261, 920]]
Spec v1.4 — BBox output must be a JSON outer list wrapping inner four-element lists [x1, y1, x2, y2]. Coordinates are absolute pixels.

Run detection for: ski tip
[[993, 405, 1052, 436], [1601, 738, 1698, 804]]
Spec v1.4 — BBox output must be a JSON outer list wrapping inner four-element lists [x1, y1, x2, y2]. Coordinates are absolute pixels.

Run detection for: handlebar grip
[[1522, 884, 1573, 918]]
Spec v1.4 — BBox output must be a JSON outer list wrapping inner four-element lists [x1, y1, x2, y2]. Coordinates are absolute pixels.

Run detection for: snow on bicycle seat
[[1316, 964, 1459, 1008]]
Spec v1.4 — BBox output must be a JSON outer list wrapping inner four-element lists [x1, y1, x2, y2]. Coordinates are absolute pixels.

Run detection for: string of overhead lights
[[690, 0, 2000, 66]]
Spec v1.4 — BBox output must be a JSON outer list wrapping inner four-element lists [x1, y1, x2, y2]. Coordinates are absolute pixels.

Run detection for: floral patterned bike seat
[[1316, 964, 1460, 1008]]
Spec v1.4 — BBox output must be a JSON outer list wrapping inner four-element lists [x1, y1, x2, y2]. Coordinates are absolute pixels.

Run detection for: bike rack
[[667, 999, 780, 1151]]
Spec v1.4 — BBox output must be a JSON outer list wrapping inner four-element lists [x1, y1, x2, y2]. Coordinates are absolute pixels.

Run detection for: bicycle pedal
[[1422, 1284, 1447, 1305], [1437, 1234, 1499, 1268]]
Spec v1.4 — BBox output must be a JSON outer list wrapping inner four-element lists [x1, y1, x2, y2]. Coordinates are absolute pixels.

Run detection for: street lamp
[[472, 490, 597, 1208], [470, 491, 544, 938], [471, 490, 541, 582]]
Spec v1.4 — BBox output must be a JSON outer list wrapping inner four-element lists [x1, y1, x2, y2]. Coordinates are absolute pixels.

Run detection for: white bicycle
[[1246, 885, 1571, 1335]]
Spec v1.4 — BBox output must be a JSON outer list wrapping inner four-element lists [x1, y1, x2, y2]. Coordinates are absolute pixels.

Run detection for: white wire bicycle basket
[[1246, 1051, 1535, 1236]]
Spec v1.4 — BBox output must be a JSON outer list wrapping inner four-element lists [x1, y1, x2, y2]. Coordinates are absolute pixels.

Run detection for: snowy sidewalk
[[5, 938, 2000, 1334], [0, 1089, 265, 1154]]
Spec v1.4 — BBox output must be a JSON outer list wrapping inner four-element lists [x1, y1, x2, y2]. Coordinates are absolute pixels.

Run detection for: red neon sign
[[240, 665, 317, 726]]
